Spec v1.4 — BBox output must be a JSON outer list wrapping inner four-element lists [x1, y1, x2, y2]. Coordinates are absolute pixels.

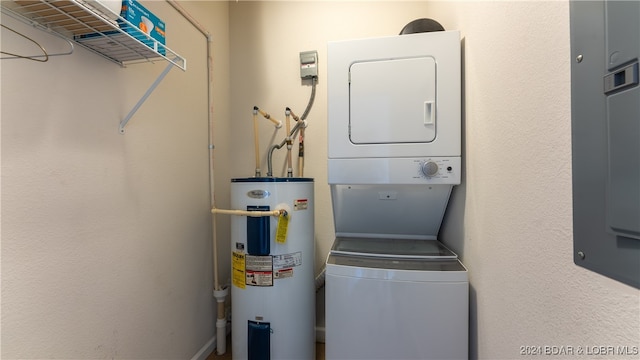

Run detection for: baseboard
[[191, 336, 216, 360], [191, 323, 232, 360]]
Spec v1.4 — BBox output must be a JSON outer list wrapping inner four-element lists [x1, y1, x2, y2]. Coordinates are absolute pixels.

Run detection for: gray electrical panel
[[570, 0, 640, 288]]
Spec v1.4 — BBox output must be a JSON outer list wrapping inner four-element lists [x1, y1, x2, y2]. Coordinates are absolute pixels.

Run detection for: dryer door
[[349, 56, 436, 144]]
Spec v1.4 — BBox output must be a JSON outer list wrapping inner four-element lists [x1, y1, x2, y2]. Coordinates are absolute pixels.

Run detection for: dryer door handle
[[424, 101, 435, 126]]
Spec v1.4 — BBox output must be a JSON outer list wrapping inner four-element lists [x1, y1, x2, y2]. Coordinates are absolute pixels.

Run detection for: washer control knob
[[421, 161, 439, 177]]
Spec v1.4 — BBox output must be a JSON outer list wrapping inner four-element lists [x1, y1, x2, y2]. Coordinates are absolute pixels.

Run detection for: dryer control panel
[[328, 156, 460, 185], [418, 158, 458, 180]]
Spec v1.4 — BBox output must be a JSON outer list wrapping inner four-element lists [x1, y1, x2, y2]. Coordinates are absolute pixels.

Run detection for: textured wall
[[1, 1, 229, 358], [433, 1, 640, 358], [229, 1, 640, 359]]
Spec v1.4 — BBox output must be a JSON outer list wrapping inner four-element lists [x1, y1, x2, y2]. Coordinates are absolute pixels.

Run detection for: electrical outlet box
[[300, 50, 318, 79]]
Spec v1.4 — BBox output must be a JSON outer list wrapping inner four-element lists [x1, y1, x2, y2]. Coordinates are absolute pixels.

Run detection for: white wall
[[1, 1, 229, 358], [228, 1, 640, 359], [434, 1, 639, 358]]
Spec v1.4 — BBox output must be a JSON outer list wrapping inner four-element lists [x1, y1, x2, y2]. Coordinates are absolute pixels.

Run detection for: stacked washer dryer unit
[[325, 30, 468, 359]]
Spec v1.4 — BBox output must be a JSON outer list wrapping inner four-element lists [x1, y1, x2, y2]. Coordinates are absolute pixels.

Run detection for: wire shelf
[[1, 0, 186, 70]]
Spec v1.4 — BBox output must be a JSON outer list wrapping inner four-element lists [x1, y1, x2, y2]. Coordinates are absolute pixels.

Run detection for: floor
[[207, 336, 325, 360]]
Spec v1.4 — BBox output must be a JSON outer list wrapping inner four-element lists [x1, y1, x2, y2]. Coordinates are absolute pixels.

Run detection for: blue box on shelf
[[118, 0, 166, 55], [75, 0, 166, 57]]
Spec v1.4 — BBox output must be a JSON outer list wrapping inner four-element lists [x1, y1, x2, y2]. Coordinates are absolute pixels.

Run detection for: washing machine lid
[[327, 253, 467, 278], [331, 237, 458, 260]]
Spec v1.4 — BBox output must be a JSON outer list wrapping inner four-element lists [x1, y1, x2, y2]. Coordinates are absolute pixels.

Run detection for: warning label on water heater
[[232, 251, 246, 289], [273, 252, 301, 280], [294, 199, 308, 211], [245, 255, 273, 286], [274, 268, 293, 279], [273, 252, 302, 269], [233, 252, 303, 288]]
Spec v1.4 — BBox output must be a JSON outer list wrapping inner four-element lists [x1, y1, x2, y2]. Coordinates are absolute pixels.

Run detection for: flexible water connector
[[266, 120, 305, 177]]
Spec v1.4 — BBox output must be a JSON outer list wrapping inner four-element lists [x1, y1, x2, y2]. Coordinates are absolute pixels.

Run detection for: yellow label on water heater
[[276, 212, 289, 243], [232, 251, 246, 289]]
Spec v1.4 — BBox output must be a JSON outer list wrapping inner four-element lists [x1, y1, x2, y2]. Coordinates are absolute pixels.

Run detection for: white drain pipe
[[165, 1, 228, 356]]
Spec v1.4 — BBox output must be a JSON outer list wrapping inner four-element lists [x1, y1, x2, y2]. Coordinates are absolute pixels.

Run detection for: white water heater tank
[[230, 177, 315, 360]]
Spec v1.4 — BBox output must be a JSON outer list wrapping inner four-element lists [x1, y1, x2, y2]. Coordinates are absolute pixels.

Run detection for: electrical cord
[[301, 76, 317, 121]]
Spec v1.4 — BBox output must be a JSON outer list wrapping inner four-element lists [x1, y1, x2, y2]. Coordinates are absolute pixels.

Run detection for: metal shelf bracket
[[119, 58, 176, 134]]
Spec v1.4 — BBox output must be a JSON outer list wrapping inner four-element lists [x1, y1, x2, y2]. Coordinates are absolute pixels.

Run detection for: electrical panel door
[[571, 0, 640, 289], [603, 0, 640, 242]]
